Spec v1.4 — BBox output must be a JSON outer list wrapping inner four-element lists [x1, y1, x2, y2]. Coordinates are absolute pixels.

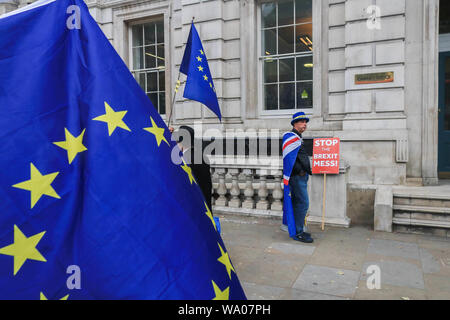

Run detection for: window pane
[[137, 72, 146, 91], [157, 21, 164, 43], [133, 47, 143, 70], [159, 92, 166, 115], [262, 29, 277, 56], [157, 44, 165, 67], [146, 72, 158, 92], [297, 81, 313, 108], [296, 0, 312, 24], [279, 82, 295, 109], [296, 55, 313, 81], [261, 3, 276, 28], [144, 23, 155, 45], [264, 84, 278, 110], [296, 23, 313, 52], [145, 46, 156, 69], [278, 0, 294, 26], [279, 58, 295, 82], [278, 26, 294, 54], [132, 25, 143, 47], [263, 59, 277, 83], [148, 93, 158, 110], [159, 71, 165, 91]]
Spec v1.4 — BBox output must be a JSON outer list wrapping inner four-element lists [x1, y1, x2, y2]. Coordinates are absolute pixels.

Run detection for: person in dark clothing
[[289, 112, 313, 243], [171, 125, 213, 210]]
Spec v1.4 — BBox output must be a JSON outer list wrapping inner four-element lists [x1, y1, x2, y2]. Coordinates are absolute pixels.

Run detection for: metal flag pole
[[167, 17, 195, 129], [167, 73, 181, 128]]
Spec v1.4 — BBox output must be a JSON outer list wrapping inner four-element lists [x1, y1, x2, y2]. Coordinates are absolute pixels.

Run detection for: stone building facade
[[1, 0, 448, 232]]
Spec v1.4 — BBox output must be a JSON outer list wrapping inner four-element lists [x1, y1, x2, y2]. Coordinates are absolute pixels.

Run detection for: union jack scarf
[[282, 131, 302, 238]]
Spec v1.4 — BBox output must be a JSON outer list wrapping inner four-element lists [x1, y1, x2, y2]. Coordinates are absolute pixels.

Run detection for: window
[[131, 20, 166, 115], [261, 0, 313, 111]]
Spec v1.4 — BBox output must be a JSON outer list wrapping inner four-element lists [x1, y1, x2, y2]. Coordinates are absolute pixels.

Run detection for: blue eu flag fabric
[[0, 0, 245, 300], [180, 23, 222, 121]]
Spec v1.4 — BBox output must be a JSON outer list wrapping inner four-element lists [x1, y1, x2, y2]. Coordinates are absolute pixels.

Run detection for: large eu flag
[[180, 22, 222, 121], [0, 0, 245, 300]]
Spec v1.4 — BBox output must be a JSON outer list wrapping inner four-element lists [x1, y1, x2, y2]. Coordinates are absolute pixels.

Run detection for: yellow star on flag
[[203, 75, 208, 81], [0, 225, 46, 276], [143, 117, 170, 147], [200, 49, 204, 55], [211, 280, 229, 300], [181, 160, 197, 185], [204, 202, 216, 230], [93, 101, 131, 136], [53, 128, 87, 164], [40, 292, 69, 300], [12, 163, 60, 209], [197, 66, 204, 72], [196, 56, 202, 62], [217, 243, 235, 280]]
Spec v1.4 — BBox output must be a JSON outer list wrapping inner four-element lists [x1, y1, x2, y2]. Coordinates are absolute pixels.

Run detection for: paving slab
[[419, 247, 442, 274], [367, 239, 420, 260], [238, 252, 307, 288], [353, 280, 427, 300], [292, 264, 360, 298], [361, 261, 425, 290], [219, 215, 449, 300], [424, 274, 450, 299], [309, 236, 368, 271], [241, 282, 285, 300], [280, 288, 349, 300], [265, 242, 316, 256]]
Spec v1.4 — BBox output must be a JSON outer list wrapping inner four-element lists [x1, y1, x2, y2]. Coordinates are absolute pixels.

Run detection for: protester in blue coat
[[282, 112, 314, 243]]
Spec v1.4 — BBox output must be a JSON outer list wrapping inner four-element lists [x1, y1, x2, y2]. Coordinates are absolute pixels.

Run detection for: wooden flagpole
[[321, 173, 327, 231]]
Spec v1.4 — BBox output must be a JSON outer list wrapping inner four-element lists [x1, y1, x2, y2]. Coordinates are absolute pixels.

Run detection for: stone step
[[393, 192, 450, 208], [394, 196, 450, 208], [393, 216, 450, 229], [393, 191, 450, 200], [393, 204, 450, 215]]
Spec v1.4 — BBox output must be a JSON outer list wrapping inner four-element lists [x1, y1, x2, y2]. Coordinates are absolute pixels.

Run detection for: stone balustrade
[[209, 155, 352, 228], [210, 156, 284, 218]]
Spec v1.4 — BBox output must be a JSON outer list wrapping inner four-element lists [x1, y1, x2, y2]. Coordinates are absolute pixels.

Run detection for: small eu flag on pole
[[180, 22, 222, 121], [0, 0, 245, 300]]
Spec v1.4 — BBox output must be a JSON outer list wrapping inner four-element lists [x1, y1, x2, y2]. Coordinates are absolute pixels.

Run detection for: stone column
[[215, 168, 228, 207], [271, 170, 283, 211], [0, 0, 18, 15], [256, 169, 269, 210], [210, 167, 216, 206], [228, 168, 241, 208], [242, 168, 255, 209]]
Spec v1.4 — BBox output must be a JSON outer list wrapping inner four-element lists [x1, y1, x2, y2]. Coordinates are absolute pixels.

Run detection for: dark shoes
[[293, 232, 314, 243]]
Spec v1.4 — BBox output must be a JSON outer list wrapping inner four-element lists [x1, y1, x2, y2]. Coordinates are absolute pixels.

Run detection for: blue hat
[[291, 112, 310, 125]]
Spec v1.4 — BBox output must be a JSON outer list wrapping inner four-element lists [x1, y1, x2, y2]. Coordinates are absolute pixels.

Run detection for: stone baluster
[[242, 168, 255, 209], [210, 167, 216, 206], [215, 168, 228, 207], [228, 168, 241, 208], [271, 170, 283, 211], [256, 169, 269, 210]]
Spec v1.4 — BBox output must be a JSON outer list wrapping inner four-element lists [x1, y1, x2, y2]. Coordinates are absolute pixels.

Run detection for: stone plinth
[[307, 163, 351, 228]]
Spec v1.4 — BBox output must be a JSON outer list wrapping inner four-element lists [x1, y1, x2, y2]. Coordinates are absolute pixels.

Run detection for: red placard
[[312, 138, 340, 175]]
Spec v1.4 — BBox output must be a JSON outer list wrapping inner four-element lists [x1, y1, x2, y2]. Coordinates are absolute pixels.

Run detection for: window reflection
[[261, 0, 313, 110]]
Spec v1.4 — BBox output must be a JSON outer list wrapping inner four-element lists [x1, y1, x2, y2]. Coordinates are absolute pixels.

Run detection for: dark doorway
[[439, 1, 450, 178]]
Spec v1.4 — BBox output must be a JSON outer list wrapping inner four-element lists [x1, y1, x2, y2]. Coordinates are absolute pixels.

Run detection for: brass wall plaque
[[355, 72, 394, 85]]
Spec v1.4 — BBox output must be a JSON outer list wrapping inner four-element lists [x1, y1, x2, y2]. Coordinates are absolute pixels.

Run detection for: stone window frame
[[241, 0, 323, 121], [129, 19, 167, 115], [112, 1, 171, 121], [259, 0, 314, 112]]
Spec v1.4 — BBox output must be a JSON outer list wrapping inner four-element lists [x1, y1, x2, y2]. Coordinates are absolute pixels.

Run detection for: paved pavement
[[219, 215, 450, 300]]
